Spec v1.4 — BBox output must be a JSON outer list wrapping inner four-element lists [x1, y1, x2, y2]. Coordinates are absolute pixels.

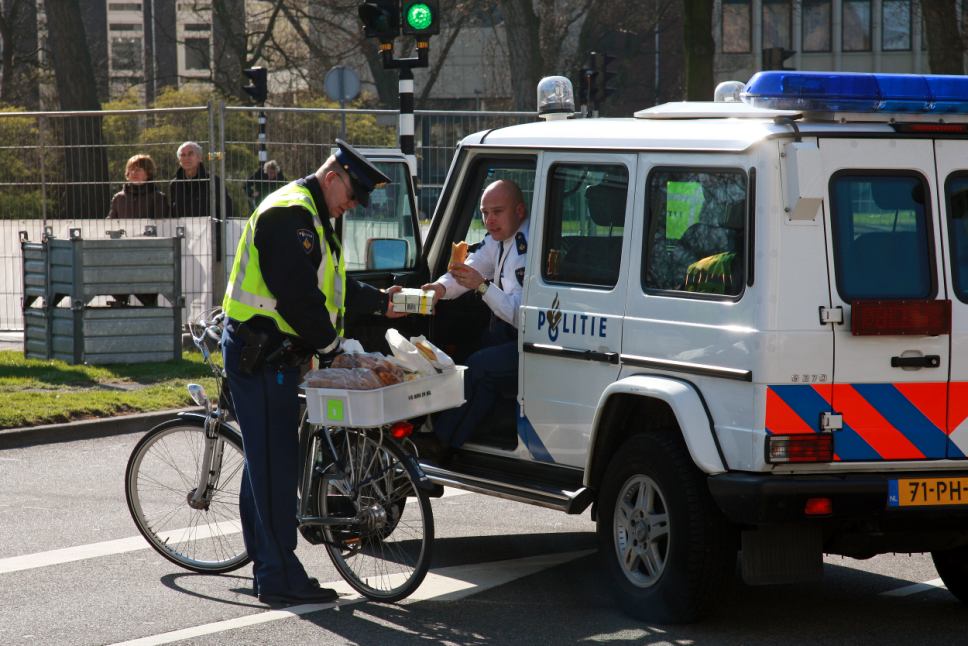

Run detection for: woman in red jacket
[[106, 154, 170, 219]]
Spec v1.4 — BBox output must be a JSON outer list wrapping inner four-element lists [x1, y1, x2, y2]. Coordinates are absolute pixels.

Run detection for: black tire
[[320, 429, 433, 602], [125, 418, 249, 574], [596, 432, 735, 623], [932, 545, 968, 602]]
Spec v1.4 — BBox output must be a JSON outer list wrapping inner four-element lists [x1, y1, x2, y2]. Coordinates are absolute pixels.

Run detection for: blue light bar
[[742, 71, 968, 114]]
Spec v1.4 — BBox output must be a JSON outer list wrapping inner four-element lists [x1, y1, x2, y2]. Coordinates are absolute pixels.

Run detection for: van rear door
[[933, 138, 968, 459], [820, 139, 950, 461]]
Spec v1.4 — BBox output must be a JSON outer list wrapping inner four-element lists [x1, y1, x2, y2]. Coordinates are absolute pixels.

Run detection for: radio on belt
[[391, 288, 435, 315]]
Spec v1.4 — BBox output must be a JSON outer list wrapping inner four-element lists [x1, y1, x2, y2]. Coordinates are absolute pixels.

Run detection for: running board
[[420, 463, 593, 514]]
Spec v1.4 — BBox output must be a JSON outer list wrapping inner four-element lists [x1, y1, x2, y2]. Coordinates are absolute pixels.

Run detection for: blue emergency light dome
[[742, 71, 968, 114]]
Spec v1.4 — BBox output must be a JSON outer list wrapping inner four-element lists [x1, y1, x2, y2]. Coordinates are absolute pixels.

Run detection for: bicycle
[[124, 308, 437, 602]]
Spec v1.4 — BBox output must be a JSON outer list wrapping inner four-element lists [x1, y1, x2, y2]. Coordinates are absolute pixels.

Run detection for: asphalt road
[[2, 431, 967, 646]]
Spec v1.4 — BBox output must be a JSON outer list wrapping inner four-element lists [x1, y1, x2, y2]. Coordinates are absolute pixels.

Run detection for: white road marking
[[107, 550, 595, 646], [881, 577, 946, 597], [0, 489, 469, 575], [0, 520, 242, 575]]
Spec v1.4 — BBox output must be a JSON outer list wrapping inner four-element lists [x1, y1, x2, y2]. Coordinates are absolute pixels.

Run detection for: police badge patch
[[296, 229, 315, 254], [515, 232, 527, 254], [516, 267, 525, 286]]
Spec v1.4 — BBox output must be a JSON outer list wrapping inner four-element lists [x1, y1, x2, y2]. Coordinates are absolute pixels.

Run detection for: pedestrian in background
[[244, 159, 287, 211], [169, 141, 233, 218], [106, 154, 169, 219]]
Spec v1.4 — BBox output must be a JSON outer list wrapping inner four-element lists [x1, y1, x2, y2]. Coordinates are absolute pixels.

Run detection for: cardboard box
[[391, 288, 434, 315]]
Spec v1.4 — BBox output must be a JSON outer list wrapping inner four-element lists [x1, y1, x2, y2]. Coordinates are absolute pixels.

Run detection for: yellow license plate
[[888, 477, 968, 507]]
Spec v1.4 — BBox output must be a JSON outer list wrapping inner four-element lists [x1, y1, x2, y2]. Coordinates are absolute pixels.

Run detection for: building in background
[[714, 0, 936, 83], [16, 1, 959, 111]]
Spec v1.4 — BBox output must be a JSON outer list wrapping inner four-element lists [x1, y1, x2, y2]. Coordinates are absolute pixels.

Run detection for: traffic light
[[242, 67, 267, 104], [402, 1, 439, 37], [762, 46, 796, 71], [359, 0, 400, 42], [598, 51, 617, 103]]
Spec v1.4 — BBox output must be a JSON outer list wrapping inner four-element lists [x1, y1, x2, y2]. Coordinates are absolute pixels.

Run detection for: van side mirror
[[365, 238, 409, 270]]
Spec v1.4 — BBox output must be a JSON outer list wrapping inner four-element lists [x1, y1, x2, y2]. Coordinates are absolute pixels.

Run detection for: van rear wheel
[[932, 545, 968, 603], [596, 432, 734, 624]]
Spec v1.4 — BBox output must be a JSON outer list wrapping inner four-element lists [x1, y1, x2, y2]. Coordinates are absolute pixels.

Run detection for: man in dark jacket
[[244, 159, 286, 211], [169, 141, 234, 218]]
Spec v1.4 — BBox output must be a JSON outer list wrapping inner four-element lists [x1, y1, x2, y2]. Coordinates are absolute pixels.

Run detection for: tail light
[[390, 421, 414, 439], [767, 433, 834, 463], [851, 299, 951, 336]]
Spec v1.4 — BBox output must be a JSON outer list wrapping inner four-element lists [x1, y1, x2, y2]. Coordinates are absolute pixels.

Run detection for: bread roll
[[449, 241, 468, 268], [414, 340, 437, 363]]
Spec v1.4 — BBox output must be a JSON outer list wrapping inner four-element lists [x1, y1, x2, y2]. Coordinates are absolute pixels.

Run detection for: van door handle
[[891, 355, 941, 368]]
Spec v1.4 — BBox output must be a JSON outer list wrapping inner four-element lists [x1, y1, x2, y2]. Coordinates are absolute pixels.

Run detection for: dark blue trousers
[[223, 327, 312, 596], [434, 320, 518, 449]]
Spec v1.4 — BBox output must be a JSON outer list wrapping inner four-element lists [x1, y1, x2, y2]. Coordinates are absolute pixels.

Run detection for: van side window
[[643, 168, 747, 297], [829, 173, 933, 300], [542, 163, 628, 288], [945, 174, 968, 303]]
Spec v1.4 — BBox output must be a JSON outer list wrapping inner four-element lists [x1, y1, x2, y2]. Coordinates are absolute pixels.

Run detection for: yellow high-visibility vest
[[223, 182, 345, 336]]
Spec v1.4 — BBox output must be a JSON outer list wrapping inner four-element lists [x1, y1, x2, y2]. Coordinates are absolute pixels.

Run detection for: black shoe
[[258, 583, 338, 605]]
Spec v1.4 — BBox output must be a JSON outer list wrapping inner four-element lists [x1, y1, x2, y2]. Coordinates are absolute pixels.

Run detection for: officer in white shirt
[[420, 179, 529, 461]]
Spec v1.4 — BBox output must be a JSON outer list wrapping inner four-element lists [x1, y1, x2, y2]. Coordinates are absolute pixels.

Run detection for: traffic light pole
[[257, 106, 267, 166], [379, 42, 430, 187]]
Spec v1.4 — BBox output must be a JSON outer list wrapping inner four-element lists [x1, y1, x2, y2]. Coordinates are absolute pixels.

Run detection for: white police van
[[357, 71, 968, 623]]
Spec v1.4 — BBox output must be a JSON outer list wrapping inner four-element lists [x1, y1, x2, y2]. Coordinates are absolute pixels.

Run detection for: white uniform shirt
[[438, 218, 530, 328]]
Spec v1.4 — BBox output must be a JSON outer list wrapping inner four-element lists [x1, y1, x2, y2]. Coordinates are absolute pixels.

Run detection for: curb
[[0, 407, 203, 449]]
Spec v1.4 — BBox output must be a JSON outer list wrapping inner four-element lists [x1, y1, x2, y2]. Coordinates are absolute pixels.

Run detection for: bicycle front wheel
[[320, 429, 433, 602], [125, 418, 249, 573]]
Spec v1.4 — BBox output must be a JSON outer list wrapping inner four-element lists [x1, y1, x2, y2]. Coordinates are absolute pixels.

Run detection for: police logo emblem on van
[[296, 229, 314, 253]]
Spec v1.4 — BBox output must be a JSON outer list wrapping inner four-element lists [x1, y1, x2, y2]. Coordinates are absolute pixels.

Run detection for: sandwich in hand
[[449, 241, 468, 269]]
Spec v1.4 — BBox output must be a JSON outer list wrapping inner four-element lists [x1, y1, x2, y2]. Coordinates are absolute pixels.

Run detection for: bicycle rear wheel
[[320, 429, 433, 602], [125, 418, 249, 573]]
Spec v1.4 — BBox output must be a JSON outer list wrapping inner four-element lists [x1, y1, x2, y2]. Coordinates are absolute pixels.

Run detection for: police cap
[[334, 138, 392, 207]]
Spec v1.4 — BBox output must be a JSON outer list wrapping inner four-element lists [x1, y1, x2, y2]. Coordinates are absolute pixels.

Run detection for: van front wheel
[[596, 432, 734, 624]]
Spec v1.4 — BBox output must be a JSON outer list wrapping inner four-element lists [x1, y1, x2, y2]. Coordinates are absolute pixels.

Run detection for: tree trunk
[[213, 0, 247, 100], [499, 0, 543, 110], [8, 0, 39, 108], [45, 0, 110, 218], [923, 0, 964, 75], [682, 0, 714, 100]]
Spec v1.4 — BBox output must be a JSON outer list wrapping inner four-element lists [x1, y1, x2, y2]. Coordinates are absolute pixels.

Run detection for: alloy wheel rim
[[613, 474, 670, 588]]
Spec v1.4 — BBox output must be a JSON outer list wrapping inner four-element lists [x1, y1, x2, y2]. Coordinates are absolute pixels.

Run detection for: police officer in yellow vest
[[222, 140, 398, 606]]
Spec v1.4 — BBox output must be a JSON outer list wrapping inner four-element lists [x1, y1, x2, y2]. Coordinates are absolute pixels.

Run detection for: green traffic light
[[405, 3, 433, 31]]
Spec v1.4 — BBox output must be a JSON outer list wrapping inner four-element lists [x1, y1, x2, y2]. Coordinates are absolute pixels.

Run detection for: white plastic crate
[[303, 366, 466, 427]]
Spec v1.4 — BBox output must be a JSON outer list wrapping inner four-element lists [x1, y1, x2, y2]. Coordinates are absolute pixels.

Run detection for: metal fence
[[0, 105, 535, 332]]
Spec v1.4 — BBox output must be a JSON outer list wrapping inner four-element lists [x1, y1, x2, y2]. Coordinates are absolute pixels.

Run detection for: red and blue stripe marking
[[766, 383, 967, 461]]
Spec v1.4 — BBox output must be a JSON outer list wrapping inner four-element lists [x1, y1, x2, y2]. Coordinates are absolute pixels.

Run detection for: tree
[[923, 0, 965, 75], [682, 0, 714, 101], [44, 0, 111, 217], [0, 0, 39, 108]]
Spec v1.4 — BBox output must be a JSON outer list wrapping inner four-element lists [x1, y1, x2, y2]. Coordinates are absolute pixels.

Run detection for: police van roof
[[474, 71, 968, 152], [472, 112, 897, 153]]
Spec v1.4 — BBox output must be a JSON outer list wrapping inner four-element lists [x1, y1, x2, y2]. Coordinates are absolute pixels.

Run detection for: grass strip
[[0, 350, 218, 429]]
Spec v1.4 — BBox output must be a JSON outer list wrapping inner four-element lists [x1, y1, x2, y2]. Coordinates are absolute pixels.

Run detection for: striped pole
[[398, 67, 416, 184], [257, 109, 267, 164]]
